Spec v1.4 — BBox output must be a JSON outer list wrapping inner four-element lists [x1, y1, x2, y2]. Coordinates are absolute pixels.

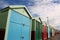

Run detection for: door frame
[[4, 9, 11, 40]]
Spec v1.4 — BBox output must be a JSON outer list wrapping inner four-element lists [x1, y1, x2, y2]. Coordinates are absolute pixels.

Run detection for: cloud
[[0, 0, 9, 9], [28, 4, 56, 21], [52, 0, 60, 4], [28, 0, 60, 30]]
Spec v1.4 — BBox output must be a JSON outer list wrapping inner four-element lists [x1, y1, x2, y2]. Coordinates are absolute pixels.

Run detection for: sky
[[0, 0, 60, 30]]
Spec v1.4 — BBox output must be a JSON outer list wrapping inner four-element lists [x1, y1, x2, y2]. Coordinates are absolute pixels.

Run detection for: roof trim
[[0, 5, 32, 19], [32, 17, 42, 24]]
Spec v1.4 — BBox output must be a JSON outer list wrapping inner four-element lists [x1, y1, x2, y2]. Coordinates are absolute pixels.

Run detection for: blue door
[[7, 10, 31, 40]]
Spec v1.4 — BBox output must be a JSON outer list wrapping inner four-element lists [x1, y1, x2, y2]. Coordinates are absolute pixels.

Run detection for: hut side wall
[[0, 10, 8, 40]]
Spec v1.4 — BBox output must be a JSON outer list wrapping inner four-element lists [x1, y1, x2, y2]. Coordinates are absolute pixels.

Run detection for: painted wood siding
[[0, 10, 9, 40], [36, 21, 42, 40], [0, 11, 8, 29]]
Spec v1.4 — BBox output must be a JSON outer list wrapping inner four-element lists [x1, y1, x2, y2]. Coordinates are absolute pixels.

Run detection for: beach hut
[[47, 25, 51, 39], [31, 17, 43, 40], [42, 22, 48, 40], [51, 27, 55, 37], [0, 5, 32, 40]]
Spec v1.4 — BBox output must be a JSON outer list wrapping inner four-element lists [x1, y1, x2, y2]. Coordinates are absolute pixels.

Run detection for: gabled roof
[[33, 16, 42, 24], [0, 5, 32, 19]]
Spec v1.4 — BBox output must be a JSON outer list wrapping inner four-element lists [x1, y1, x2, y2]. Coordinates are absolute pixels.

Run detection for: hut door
[[21, 15, 30, 40], [6, 10, 30, 40]]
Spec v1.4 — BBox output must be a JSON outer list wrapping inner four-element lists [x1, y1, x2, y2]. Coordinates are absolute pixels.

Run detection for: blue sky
[[0, 0, 35, 9], [0, 0, 60, 30], [0, 0, 60, 9]]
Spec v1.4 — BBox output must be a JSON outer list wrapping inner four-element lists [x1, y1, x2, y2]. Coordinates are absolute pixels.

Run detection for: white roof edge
[[33, 16, 40, 19], [9, 5, 26, 8], [32, 17, 40, 22], [24, 6, 33, 19]]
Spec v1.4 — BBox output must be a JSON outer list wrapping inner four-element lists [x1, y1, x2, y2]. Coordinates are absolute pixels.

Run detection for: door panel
[[21, 25, 30, 40], [21, 15, 30, 40], [7, 10, 22, 40], [7, 22, 22, 40]]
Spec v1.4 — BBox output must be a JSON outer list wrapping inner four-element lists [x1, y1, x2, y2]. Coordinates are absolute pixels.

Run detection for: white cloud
[[28, 0, 60, 30]]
